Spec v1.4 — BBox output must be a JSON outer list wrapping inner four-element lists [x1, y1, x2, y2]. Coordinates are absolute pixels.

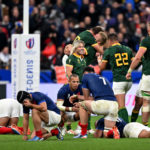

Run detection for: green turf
[[0, 116, 150, 150]]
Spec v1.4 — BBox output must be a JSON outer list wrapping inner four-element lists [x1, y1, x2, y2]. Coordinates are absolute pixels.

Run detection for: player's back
[[82, 73, 116, 101], [105, 44, 133, 82]]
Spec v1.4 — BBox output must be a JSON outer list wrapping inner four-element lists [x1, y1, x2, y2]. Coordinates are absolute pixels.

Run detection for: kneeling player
[[0, 98, 23, 135], [123, 122, 150, 138], [17, 91, 63, 141], [57, 74, 83, 134]]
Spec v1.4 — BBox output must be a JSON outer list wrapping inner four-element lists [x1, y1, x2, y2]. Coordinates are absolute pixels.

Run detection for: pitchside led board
[[11, 34, 40, 99]]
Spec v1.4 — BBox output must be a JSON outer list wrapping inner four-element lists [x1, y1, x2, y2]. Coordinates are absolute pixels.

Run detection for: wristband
[[69, 107, 72, 111], [128, 68, 133, 73], [73, 95, 77, 98]]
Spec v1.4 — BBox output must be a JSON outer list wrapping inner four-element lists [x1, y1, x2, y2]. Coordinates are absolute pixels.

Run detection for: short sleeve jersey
[[23, 92, 60, 114], [96, 117, 127, 137], [102, 43, 133, 82], [74, 30, 97, 65], [66, 53, 86, 82], [82, 73, 116, 101], [140, 36, 150, 75], [57, 84, 83, 107]]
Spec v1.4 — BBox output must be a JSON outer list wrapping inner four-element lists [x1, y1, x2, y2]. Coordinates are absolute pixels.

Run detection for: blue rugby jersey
[[23, 92, 60, 114], [82, 73, 116, 101], [57, 84, 83, 107]]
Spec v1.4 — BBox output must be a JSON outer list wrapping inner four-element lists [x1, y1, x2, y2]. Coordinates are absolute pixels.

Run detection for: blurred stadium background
[[0, 0, 150, 114]]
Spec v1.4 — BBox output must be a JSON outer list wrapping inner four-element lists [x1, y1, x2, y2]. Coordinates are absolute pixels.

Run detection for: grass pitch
[[0, 116, 150, 150]]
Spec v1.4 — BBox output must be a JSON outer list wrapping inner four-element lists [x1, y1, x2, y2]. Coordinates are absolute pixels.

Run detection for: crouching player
[[123, 122, 150, 138], [72, 67, 119, 139], [56, 74, 84, 134], [94, 117, 126, 138], [0, 98, 23, 135], [17, 91, 63, 141]]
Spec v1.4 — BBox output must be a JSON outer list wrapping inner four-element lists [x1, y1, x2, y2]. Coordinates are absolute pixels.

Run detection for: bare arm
[[23, 100, 47, 112], [92, 44, 104, 55], [66, 65, 73, 79], [82, 88, 91, 100], [126, 47, 147, 79], [23, 113, 29, 140]]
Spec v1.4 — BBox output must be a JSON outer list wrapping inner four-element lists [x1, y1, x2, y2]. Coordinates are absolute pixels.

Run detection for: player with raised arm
[[74, 26, 107, 65], [99, 33, 134, 123]]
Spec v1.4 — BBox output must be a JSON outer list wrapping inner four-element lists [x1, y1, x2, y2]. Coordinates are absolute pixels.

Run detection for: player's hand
[[69, 95, 77, 104], [64, 44, 72, 55], [23, 135, 28, 141], [126, 73, 131, 80], [72, 106, 79, 112], [73, 102, 80, 108], [23, 100, 32, 108]]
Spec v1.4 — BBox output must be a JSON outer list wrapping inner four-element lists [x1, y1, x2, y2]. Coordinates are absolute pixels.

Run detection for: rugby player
[[99, 33, 134, 123], [17, 91, 63, 141]]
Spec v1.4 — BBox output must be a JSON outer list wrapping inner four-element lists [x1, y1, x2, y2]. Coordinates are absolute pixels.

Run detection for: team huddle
[[0, 23, 150, 141]]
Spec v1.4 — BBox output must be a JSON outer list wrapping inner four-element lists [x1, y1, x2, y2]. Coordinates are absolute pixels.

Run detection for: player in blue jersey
[[17, 91, 63, 141], [71, 67, 119, 139], [57, 74, 82, 134], [94, 117, 126, 138], [95, 117, 150, 139]]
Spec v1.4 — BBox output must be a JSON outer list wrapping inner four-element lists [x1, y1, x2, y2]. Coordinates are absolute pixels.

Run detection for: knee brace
[[142, 105, 150, 113], [79, 101, 88, 111]]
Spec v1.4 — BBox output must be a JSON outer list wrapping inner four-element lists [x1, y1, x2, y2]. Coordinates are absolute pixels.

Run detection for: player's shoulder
[[59, 84, 69, 92]]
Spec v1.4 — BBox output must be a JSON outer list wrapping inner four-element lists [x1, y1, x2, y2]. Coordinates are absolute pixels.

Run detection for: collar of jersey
[[73, 53, 84, 58], [112, 43, 121, 46]]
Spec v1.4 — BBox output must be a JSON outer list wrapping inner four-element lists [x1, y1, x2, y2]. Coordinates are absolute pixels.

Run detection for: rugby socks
[[51, 128, 59, 136], [131, 109, 139, 122], [80, 123, 88, 136], [36, 130, 43, 138], [118, 107, 129, 123], [0, 127, 13, 134], [87, 116, 91, 130]]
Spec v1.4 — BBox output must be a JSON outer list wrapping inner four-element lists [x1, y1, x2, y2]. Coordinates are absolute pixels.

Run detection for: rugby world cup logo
[[26, 38, 34, 49]]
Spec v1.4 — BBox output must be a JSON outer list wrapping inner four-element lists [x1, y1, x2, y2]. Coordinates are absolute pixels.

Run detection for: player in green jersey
[[66, 40, 86, 82], [74, 26, 107, 65], [99, 33, 134, 123], [126, 21, 150, 126]]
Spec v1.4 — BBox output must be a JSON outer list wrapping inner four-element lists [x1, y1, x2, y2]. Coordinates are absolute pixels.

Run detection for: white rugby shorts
[[123, 122, 150, 138], [41, 110, 61, 132], [113, 81, 132, 95], [91, 100, 118, 121], [0, 99, 21, 118]]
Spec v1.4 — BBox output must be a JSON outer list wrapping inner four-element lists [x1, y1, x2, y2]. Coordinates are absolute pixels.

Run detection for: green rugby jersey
[[140, 36, 150, 75], [66, 53, 86, 82], [74, 30, 98, 65], [102, 43, 133, 82]]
